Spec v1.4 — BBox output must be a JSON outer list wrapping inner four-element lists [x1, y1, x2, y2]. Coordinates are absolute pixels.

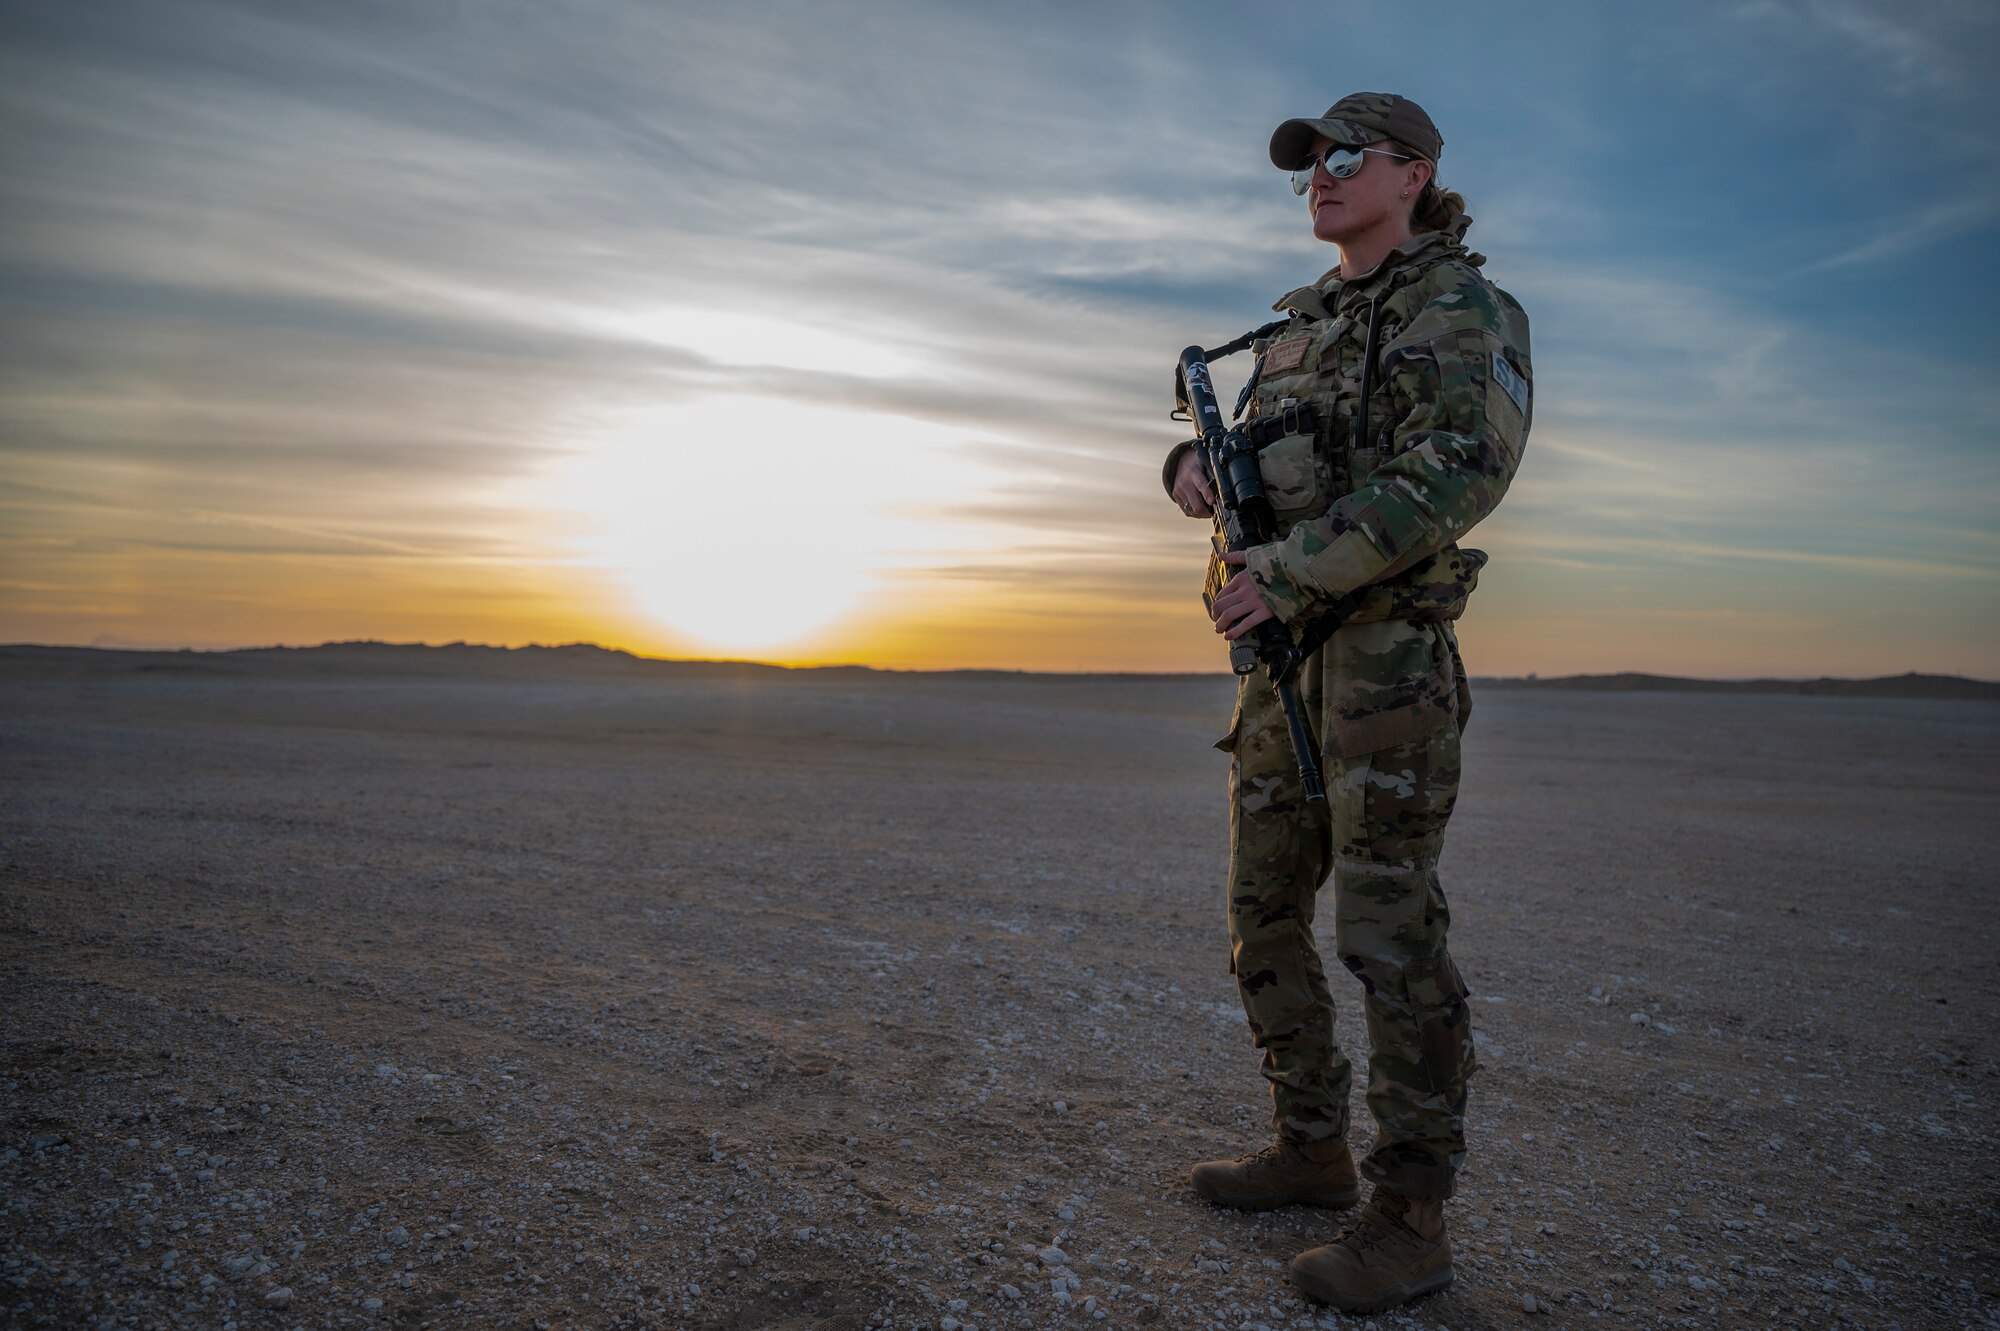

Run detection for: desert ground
[[1, 645, 1995, 1331]]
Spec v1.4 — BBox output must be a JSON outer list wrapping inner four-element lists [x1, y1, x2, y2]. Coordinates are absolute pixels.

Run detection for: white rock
[[264, 1287, 293, 1309], [1039, 1246, 1070, 1266]]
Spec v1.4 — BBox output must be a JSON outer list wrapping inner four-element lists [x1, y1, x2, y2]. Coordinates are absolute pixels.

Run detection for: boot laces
[[1347, 1218, 1394, 1254], [1339, 1193, 1412, 1255]]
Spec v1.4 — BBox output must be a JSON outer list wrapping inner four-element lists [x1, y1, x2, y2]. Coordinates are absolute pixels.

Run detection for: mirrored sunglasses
[[1289, 146, 1415, 195]]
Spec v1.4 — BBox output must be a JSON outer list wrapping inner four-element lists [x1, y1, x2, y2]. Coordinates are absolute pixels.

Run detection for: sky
[[2, 0, 1996, 677]]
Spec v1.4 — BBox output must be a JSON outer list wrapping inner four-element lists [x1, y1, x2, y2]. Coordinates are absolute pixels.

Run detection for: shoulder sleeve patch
[[1491, 350, 1529, 413]]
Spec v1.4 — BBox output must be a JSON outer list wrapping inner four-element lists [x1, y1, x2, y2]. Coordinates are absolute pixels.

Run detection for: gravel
[[1, 647, 1996, 1329]]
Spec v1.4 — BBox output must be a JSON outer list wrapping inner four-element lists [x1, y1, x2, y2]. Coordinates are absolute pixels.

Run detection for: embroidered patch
[[1262, 335, 1311, 375], [1491, 351, 1529, 413]]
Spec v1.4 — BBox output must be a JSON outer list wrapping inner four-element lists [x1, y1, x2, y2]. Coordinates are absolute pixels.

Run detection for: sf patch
[[1490, 350, 1529, 413]]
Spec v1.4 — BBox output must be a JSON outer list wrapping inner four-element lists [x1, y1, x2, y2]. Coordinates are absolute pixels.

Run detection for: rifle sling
[[1203, 318, 1289, 362]]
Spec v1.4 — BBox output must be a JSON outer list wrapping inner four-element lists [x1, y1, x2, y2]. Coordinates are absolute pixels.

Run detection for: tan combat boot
[[1289, 1187, 1453, 1312], [1189, 1138, 1359, 1211]]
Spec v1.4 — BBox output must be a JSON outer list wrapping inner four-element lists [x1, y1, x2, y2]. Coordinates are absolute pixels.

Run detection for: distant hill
[[0, 640, 815, 681], [0, 640, 1059, 684], [1476, 671, 2000, 701], [1, 643, 1994, 699]]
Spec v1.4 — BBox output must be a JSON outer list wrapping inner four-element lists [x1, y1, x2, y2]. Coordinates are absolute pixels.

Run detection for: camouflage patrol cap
[[1269, 92, 1443, 169]]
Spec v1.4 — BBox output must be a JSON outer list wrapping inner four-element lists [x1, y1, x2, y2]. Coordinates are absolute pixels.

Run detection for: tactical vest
[[1242, 252, 1488, 626]]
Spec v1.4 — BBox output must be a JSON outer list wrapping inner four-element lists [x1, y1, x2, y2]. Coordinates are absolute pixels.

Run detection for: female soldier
[[1163, 92, 1531, 1313]]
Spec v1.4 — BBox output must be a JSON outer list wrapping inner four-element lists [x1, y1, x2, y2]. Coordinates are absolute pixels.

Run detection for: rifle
[[1174, 333, 1341, 804]]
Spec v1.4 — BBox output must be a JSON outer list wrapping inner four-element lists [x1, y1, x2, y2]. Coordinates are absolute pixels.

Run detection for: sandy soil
[[2, 647, 1996, 1331]]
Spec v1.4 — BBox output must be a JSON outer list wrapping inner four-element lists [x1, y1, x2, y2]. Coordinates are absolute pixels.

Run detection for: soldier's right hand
[[1172, 450, 1217, 519]]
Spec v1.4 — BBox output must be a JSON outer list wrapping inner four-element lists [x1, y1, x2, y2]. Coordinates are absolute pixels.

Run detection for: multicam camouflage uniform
[[1170, 215, 1531, 1200]]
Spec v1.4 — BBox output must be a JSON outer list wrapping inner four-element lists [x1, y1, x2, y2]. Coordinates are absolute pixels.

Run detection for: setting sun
[[555, 395, 997, 655]]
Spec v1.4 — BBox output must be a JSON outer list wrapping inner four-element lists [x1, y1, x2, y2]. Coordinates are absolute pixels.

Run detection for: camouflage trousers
[[1221, 669, 1477, 1200]]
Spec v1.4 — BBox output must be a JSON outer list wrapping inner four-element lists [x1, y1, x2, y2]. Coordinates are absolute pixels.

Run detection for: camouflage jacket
[[1236, 219, 1532, 625], [1175, 220, 1532, 757]]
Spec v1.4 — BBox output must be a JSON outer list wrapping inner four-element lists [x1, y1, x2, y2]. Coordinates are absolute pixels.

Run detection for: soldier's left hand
[[1210, 551, 1277, 640]]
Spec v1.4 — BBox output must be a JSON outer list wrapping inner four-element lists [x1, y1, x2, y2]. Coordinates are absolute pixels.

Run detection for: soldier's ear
[[1408, 158, 1434, 196]]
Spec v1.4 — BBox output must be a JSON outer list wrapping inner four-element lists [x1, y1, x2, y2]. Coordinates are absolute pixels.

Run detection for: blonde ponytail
[[1412, 181, 1467, 234], [1393, 141, 1469, 236]]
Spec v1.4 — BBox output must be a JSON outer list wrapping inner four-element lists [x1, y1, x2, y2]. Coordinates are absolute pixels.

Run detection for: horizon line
[[4, 638, 1994, 688]]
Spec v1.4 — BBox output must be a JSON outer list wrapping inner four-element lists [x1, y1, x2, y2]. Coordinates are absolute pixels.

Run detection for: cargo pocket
[[1404, 951, 1476, 1095], [1326, 622, 1460, 760], [1213, 697, 1243, 753], [1255, 433, 1325, 526]]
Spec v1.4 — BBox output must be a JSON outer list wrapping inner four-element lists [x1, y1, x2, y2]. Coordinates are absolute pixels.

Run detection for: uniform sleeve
[[1161, 438, 1197, 496], [1243, 272, 1531, 622]]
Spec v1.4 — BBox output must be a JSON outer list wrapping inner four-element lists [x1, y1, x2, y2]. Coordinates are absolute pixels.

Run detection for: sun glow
[[558, 396, 993, 654], [613, 307, 918, 379]]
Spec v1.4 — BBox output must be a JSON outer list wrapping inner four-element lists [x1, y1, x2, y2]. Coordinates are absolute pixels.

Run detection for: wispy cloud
[[1798, 0, 1978, 95], [1794, 189, 2000, 272]]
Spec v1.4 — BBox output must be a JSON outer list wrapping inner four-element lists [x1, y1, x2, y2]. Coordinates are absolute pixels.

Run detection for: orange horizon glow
[[9, 394, 1992, 681], [7, 429, 1996, 680], [5, 575, 1991, 681]]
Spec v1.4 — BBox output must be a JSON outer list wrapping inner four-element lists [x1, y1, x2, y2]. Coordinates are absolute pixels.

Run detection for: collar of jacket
[[1270, 215, 1484, 318]]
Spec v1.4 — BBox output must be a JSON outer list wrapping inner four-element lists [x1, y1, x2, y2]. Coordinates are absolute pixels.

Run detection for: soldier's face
[[1305, 136, 1427, 245]]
